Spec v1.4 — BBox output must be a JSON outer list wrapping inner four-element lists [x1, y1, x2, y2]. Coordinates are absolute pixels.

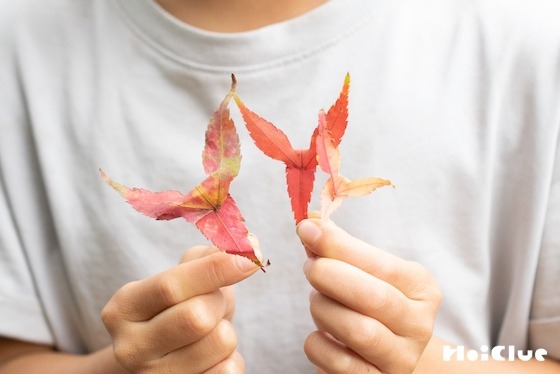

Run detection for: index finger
[[179, 234, 260, 264], [296, 219, 434, 299], [110, 250, 260, 322]]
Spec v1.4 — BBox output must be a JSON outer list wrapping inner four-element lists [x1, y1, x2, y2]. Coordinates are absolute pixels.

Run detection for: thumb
[[296, 218, 324, 258]]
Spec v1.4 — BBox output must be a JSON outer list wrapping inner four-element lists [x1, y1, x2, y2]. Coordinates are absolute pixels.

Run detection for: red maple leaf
[[101, 75, 264, 268], [235, 74, 351, 223]]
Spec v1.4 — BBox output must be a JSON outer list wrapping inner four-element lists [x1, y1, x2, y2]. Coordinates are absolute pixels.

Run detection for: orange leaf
[[203, 75, 241, 179], [326, 72, 350, 147], [316, 100, 393, 221]]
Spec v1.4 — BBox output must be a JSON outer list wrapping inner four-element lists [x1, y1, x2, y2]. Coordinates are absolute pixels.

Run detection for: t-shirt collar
[[114, 0, 377, 72]]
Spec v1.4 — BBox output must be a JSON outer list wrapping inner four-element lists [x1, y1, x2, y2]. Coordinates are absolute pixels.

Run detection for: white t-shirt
[[1, 0, 559, 372]]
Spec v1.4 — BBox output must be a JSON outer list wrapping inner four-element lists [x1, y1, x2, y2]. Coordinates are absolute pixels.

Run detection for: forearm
[[0, 342, 125, 374], [415, 336, 560, 374]]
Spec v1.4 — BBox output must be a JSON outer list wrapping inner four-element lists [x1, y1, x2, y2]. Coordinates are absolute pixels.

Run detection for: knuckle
[[328, 352, 358, 374], [180, 298, 217, 337], [404, 260, 442, 300], [304, 332, 359, 374], [154, 273, 182, 307], [377, 256, 400, 284], [370, 284, 392, 313], [304, 258, 324, 288], [100, 281, 138, 330], [328, 350, 369, 374], [414, 316, 435, 343], [112, 343, 133, 368], [206, 256, 229, 289], [100, 303, 117, 331], [393, 360, 417, 374], [302, 335, 314, 360], [402, 305, 436, 345], [308, 290, 323, 317], [431, 279, 443, 307], [347, 317, 382, 351], [414, 262, 442, 307], [222, 287, 237, 321], [112, 341, 146, 372], [213, 320, 238, 355], [214, 351, 245, 374]]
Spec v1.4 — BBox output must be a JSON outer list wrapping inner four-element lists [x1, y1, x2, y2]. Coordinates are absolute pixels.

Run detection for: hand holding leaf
[[101, 76, 264, 268]]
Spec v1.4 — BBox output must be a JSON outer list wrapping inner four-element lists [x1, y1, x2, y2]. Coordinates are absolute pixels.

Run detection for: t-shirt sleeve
[[529, 140, 560, 360], [0, 1, 54, 345], [526, 6, 560, 359], [0, 182, 54, 345]]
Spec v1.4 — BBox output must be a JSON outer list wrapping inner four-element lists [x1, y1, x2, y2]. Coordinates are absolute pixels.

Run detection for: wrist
[[413, 335, 446, 374], [0, 344, 125, 374]]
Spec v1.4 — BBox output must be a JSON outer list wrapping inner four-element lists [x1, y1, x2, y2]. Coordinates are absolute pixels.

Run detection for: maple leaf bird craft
[[101, 73, 392, 269], [234, 73, 393, 223], [100, 75, 265, 269]]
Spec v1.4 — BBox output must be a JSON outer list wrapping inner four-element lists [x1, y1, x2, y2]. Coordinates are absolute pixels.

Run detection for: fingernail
[[297, 220, 322, 246], [235, 234, 264, 272], [236, 254, 258, 272]]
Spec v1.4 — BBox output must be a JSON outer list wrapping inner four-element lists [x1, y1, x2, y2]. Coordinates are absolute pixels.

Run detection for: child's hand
[[101, 241, 261, 373], [297, 219, 441, 374]]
